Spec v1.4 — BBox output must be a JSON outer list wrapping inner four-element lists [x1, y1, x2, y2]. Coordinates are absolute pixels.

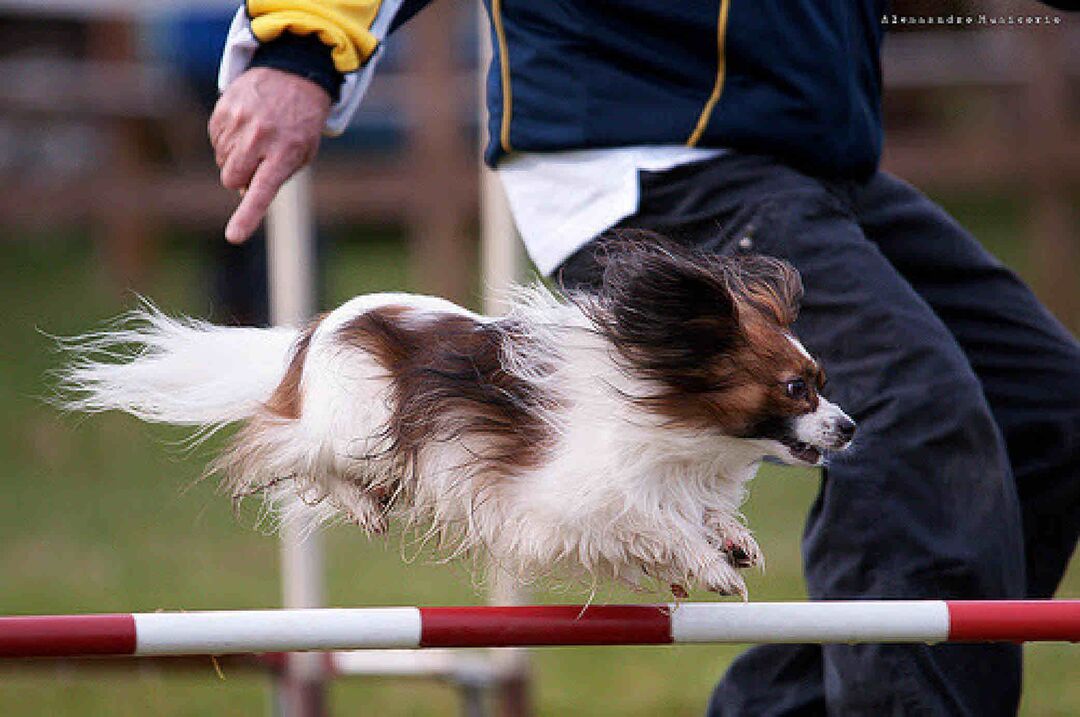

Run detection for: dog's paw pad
[[723, 539, 755, 569], [717, 531, 762, 570]]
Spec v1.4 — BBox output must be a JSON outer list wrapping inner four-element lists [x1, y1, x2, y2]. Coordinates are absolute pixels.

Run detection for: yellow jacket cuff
[[247, 0, 384, 73]]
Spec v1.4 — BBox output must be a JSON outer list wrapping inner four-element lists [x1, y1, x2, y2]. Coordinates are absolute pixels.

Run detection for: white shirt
[[497, 146, 724, 276]]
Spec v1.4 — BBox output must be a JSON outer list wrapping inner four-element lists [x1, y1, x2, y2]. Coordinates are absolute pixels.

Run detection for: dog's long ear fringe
[[596, 230, 740, 324], [723, 253, 803, 327], [583, 227, 803, 327], [576, 230, 740, 391]]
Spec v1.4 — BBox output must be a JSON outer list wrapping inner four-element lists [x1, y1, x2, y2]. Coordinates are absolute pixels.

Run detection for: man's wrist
[[249, 33, 344, 103]]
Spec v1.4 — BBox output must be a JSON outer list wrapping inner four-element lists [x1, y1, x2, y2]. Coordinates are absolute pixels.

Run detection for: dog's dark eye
[[785, 378, 809, 400]]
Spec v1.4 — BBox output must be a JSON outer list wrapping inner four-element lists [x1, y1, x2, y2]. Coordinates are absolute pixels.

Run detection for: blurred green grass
[[0, 201, 1076, 715]]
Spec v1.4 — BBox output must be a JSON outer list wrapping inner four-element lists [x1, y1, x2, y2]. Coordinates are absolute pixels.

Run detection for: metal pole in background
[[477, 5, 530, 716], [480, 165, 523, 315], [477, 2, 525, 318], [267, 166, 326, 717], [481, 170, 530, 717]]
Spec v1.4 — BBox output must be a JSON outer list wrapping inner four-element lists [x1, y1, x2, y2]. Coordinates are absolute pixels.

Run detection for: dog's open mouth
[[782, 439, 822, 465]]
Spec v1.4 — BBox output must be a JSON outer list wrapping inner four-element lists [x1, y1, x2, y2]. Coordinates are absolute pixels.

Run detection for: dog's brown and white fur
[[60, 234, 854, 598]]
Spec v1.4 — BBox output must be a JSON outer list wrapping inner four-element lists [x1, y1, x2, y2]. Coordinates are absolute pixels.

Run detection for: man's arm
[[210, 0, 435, 243]]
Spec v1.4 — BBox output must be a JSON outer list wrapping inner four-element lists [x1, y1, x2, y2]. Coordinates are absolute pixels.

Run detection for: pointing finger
[[224, 157, 296, 244]]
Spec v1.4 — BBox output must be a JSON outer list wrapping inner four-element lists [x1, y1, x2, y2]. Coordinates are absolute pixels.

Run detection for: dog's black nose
[[837, 416, 857, 441]]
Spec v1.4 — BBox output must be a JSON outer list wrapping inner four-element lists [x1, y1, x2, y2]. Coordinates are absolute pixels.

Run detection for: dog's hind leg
[[328, 480, 391, 535]]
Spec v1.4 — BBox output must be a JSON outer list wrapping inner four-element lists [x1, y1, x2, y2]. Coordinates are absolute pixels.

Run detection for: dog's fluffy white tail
[[57, 303, 299, 431]]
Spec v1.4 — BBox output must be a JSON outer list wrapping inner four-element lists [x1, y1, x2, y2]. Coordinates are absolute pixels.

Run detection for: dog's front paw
[[704, 514, 762, 570], [698, 559, 748, 601], [721, 531, 762, 569]]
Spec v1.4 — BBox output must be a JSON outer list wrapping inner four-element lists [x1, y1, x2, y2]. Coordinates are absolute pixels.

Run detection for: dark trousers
[[555, 153, 1080, 716]]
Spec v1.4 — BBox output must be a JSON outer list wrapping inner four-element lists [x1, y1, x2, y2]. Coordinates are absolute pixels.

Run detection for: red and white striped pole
[[1, 601, 1077, 659]]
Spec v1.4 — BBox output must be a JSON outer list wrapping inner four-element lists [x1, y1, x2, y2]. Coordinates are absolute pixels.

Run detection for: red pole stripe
[[947, 600, 1080, 642], [0, 614, 137, 658], [419, 605, 672, 647]]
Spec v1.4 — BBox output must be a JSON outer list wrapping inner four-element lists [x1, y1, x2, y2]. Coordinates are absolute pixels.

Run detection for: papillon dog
[[59, 232, 854, 599]]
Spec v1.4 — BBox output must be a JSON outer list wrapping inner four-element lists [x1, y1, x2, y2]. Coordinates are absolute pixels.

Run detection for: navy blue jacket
[[254, 0, 889, 179]]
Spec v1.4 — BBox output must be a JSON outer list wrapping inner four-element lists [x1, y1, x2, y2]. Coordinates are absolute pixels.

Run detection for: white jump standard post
[[266, 167, 325, 717]]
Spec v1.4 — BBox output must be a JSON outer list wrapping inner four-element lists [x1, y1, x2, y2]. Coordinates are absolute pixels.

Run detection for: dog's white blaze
[[785, 333, 815, 363]]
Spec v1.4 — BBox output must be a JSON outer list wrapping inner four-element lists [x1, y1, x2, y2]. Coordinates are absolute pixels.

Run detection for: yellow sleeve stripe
[[687, 0, 731, 147], [247, 0, 384, 73]]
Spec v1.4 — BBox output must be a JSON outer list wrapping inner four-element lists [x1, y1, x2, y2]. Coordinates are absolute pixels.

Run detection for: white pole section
[[266, 167, 325, 716], [669, 601, 951, 644], [134, 609, 422, 656]]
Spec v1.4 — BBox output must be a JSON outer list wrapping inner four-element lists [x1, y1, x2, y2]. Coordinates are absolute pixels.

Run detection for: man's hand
[[209, 68, 332, 244]]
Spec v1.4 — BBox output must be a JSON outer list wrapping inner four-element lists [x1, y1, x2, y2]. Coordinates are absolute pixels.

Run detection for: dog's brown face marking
[[694, 311, 825, 438], [581, 230, 820, 435], [337, 306, 555, 481]]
